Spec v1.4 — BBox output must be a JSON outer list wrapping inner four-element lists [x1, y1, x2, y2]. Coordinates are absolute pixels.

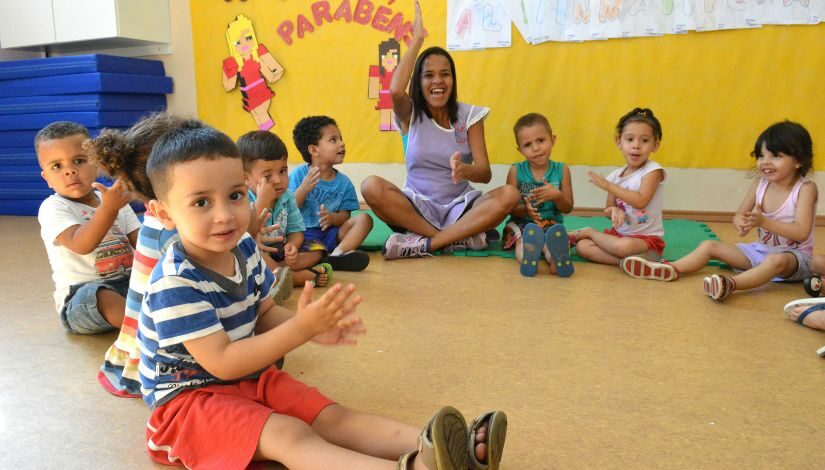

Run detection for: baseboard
[[358, 202, 825, 226]]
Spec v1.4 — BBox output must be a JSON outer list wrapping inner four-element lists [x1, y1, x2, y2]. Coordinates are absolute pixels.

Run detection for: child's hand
[[300, 166, 321, 192], [732, 213, 751, 236], [587, 171, 611, 192], [93, 179, 131, 213], [524, 198, 542, 224], [450, 152, 468, 184], [255, 177, 278, 209], [311, 314, 367, 346], [294, 282, 363, 338], [742, 204, 764, 232], [256, 224, 284, 254], [283, 243, 298, 266], [605, 206, 625, 228], [412, 0, 427, 42], [317, 204, 333, 231], [530, 182, 561, 204]]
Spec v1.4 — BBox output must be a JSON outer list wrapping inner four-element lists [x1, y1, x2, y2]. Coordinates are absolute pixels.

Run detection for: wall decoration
[[368, 38, 401, 131]]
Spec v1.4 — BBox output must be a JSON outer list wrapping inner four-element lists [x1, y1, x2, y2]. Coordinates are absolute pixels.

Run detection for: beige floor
[[1, 215, 825, 469]]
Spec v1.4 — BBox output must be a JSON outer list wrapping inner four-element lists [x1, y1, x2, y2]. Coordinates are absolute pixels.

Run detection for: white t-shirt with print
[[605, 160, 666, 237], [38, 193, 141, 313]]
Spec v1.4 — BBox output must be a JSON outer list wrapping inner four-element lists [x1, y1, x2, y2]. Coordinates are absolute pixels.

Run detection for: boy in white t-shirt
[[36, 121, 140, 334]]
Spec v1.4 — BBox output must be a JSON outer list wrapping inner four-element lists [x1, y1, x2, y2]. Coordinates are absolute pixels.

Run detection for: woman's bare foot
[[789, 305, 825, 330]]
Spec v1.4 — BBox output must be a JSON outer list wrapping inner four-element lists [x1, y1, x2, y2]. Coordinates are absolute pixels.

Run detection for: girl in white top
[[573, 108, 666, 265], [624, 121, 817, 302]]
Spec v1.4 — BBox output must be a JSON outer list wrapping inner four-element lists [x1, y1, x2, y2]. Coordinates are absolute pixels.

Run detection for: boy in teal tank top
[[504, 113, 575, 277]]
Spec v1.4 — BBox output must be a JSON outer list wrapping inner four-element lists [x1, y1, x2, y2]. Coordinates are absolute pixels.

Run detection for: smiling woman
[[360, 0, 519, 260]]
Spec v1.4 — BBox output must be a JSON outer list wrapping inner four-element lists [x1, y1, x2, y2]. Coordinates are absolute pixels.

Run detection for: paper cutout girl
[[222, 14, 284, 131], [368, 38, 401, 131]]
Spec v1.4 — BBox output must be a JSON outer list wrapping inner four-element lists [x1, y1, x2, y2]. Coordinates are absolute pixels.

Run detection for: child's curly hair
[[87, 112, 184, 201], [293, 115, 337, 163]]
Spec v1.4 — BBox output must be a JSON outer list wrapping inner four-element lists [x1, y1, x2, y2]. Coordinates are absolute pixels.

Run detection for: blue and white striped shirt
[[137, 233, 274, 408]]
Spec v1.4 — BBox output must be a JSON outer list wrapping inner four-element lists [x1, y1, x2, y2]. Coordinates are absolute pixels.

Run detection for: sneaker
[[804, 274, 823, 298], [382, 233, 431, 259], [703, 274, 735, 301], [443, 232, 488, 252], [621, 256, 678, 281], [327, 250, 370, 272]]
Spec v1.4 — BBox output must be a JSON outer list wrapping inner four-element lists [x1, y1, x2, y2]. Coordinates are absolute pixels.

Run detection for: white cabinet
[[0, 0, 170, 48]]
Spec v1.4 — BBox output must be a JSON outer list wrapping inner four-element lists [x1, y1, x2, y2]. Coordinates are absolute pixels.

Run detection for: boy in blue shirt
[[240, 130, 330, 289], [291, 116, 372, 271], [138, 120, 499, 469]]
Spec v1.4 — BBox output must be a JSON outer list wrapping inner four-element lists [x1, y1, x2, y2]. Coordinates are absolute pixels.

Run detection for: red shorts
[[603, 227, 666, 257], [145, 366, 335, 469]]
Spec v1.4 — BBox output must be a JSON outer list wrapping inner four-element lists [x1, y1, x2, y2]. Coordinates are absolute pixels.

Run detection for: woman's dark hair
[[410, 46, 458, 124], [90, 112, 184, 201], [751, 120, 813, 177], [615, 108, 663, 141]]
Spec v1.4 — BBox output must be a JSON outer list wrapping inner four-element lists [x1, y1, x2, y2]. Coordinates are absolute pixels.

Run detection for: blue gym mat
[[0, 111, 151, 131], [0, 94, 167, 115], [0, 54, 165, 80], [0, 73, 173, 98]]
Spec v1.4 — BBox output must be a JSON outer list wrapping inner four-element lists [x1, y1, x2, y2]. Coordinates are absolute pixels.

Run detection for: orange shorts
[[145, 366, 335, 469], [604, 227, 666, 257]]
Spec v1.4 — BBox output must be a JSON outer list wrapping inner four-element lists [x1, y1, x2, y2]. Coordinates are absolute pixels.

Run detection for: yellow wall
[[192, 0, 825, 170]]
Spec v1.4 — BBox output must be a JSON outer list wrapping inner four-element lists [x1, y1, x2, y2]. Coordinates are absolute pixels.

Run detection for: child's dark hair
[[293, 115, 337, 163], [147, 120, 240, 200], [378, 38, 400, 76], [751, 120, 813, 177], [513, 113, 553, 144], [34, 121, 89, 150], [89, 112, 184, 201], [410, 47, 458, 124], [616, 108, 663, 141], [238, 130, 288, 172]]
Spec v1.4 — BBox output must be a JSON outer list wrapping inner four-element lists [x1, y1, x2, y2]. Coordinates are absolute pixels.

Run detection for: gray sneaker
[[443, 231, 488, 252], [382, 233, 431, 259]]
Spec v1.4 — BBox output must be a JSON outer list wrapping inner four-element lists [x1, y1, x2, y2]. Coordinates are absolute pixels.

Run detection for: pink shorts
[[604, 227, 666, 257], [145, 366, 335, 469]]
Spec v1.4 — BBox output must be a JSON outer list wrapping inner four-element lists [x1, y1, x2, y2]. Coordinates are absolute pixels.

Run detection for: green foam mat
[[355, 210, 721, 265]]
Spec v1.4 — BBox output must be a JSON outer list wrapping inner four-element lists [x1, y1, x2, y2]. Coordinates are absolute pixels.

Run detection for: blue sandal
[[545, 224, 574, 277], [520, 223, 544, 277]]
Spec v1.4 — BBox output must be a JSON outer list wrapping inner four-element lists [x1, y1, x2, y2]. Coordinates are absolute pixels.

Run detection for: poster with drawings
[[447, 0, 513, 50], [450, 0, 824, 46]]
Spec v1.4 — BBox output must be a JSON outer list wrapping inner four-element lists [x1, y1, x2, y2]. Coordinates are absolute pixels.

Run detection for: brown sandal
[[399, 406, 468, 470], [467, 410, 508, 470]]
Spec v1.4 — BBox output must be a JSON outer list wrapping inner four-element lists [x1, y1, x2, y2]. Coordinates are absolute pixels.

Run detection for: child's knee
[[358, 212, 374, 229], [763, 253, 798, 273]]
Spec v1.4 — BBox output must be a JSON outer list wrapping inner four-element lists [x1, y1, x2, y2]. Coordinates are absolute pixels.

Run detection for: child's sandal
[[520, 223, 544, 277], [703, 274, 735, 301], [467, 410, 508, 470], [804, 274, 823, 298], [306, 262, 333, 287], [402, 406, 468, 470], [545, 225, 574, 278]]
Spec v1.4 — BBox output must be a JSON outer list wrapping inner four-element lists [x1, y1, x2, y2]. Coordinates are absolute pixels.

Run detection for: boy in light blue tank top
[[505, 113, 575, 277]]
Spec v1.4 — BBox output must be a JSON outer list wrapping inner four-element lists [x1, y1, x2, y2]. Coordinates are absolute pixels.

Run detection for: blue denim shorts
[[60, 276, 130, 334]]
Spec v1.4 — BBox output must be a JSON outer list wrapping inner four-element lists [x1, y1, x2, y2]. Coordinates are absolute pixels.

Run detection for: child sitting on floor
[[36, 121, 140, 334], [240, 130, 331, 288], [573, 108, 667, 266], [622, 120, 817, 302], [504, 113, 574, 277], [290, 115, 373, 272], [138, 120, 508, 469]]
